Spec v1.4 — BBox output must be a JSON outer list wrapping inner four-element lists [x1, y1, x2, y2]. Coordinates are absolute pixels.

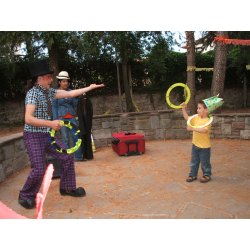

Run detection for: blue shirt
[[52, 87, 78, 120], [24, 84, 57, 133]]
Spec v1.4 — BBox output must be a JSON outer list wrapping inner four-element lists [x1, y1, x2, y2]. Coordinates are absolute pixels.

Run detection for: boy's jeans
[[59, 117, 83, 161], [189, 144, 212, 178]]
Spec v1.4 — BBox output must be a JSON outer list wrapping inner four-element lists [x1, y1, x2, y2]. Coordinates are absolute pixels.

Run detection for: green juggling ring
[[187, 114, 213, 128], [166, 83, 191, 109], [48, 120, 82, 154]]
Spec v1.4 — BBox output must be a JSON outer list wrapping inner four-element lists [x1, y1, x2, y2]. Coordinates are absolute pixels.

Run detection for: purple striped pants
[[20, 131, 76, 200]]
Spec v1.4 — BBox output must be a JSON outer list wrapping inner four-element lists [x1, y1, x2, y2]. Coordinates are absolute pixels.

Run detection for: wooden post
[[128, 64, 133, 100], [112, 32, 123, 113], [185, 31, 196, 115], [243, 71, 247, 108]]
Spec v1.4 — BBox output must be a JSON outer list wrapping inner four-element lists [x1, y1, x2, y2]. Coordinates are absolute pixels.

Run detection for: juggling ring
[[48, 120, 82, 154], [166, 83, 191, 109], [187, 114, 213, 128]]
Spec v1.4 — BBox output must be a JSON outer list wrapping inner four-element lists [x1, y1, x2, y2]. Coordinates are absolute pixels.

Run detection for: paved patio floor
[[1, 139, 250, 219]]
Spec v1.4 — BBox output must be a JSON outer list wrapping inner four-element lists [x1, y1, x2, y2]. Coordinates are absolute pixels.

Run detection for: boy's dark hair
[[198, 100, 207, 109]]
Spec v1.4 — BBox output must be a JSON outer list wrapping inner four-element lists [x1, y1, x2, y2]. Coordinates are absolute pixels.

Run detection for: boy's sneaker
[[60, 187, 86, 197], [18, 195, 36, 209]]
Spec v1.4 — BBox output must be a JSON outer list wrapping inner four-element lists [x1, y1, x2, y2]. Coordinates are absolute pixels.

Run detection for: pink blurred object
[[35, 164, 54, 219], [0, 164, 54, 219], [0, 202, 28, 219]]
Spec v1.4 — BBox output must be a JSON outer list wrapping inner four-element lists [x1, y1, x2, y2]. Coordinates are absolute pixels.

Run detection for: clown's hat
[[203, 94, 224, 113]]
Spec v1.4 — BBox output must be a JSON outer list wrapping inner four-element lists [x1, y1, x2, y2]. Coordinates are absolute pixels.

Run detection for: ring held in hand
[[166, 83, 191, 109], [187, 114, 213, 128], [49, 120, 82, 154]]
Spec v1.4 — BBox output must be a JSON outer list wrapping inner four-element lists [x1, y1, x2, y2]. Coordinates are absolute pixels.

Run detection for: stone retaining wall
[[0, 133, 30, 184], [91, 110, 250, 147], [1, 110, 250, 185], [1, 87, 250, 124]]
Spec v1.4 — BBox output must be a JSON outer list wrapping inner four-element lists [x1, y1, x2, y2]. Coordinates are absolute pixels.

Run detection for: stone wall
[[0, 101, 25, 124], [0, 133, 30, 184], [91, 110, 250, 148], [1, 87, 250, 124], [1, 110, 250, 185]]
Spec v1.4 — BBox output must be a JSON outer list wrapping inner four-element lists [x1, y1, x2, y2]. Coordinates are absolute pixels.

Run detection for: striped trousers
[[20, 131, 76, 200]]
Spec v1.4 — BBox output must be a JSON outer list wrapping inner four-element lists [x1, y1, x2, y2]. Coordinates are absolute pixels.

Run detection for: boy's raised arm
[[180, 102, 189, 121]]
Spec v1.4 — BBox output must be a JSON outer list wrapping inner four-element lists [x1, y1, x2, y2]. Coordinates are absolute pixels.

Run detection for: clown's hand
[[90, 84, 105, 90], [51, 120, 63, 130]]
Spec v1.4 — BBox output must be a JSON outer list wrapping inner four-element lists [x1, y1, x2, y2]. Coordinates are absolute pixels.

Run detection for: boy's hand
[[180, 102, 186, 109], [186, 125, 193, 131]]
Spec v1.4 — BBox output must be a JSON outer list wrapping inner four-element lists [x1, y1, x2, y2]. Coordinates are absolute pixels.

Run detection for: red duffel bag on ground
[[111, 132, 145, 156]]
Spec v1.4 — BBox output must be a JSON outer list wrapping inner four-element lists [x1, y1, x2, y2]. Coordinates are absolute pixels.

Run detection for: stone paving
[[0, 139, 250, 219]]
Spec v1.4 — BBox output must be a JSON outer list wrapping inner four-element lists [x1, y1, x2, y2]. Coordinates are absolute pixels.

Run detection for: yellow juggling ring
[[48, 120, 82, 154], [166, 83, 191, 109]]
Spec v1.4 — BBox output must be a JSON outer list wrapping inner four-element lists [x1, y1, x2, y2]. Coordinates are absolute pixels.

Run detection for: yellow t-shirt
[[188, 115, 212, 148]]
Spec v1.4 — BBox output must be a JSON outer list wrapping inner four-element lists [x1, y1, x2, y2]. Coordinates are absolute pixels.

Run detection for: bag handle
[[125, 132, 136, 135]]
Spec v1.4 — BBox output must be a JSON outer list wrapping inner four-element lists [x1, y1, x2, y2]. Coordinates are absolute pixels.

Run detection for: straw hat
[[56, 71, 70, 79]]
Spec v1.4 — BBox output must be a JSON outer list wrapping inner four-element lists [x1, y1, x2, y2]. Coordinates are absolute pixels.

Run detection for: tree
[[227, 31, 250, 108], [121, 33, 135, 112], [196, 31, 250, 109], [211, 31, 228, 113], [198, 31, 216, 53], [146, 38, 169, 88], [0, 31, 179, 105], [111, 31, 123, 113], [111, 32, 140, 112], [0, 31, 30, 100], [38, 32, 79, 88], [185, 31, 196, 114], [111, 31, 176, 112]]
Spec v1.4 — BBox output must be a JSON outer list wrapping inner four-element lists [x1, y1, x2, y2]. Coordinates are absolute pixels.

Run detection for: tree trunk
[[128, 64, 133, 100], [112, 31, 123, 113], [185, 31, 196, 115], [48, 43, 59, 89], [211, 31, 228, 113], [25, 39, 33, 61], [122, 41, 134, 112], [243, 71, 247, 108]]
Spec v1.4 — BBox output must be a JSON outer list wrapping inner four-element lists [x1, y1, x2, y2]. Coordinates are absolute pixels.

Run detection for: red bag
[[111, 132, 145, 156]]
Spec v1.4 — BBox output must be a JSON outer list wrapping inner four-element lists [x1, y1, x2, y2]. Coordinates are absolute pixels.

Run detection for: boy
[[181, 99, 216, 183]]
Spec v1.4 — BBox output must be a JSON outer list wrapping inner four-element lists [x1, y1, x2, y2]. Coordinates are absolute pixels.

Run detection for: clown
[[18, 60, 104, 209]]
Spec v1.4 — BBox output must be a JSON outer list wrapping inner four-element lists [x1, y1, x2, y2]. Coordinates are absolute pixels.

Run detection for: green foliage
[[130, 59, 148, 89], [164, 51, 187, 87], [197, 31, 250, 88], [195, 53, 214, 89], [1, 31, 250, 103], [145, 38, 169, 89], [0, 56, 29, 101]]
